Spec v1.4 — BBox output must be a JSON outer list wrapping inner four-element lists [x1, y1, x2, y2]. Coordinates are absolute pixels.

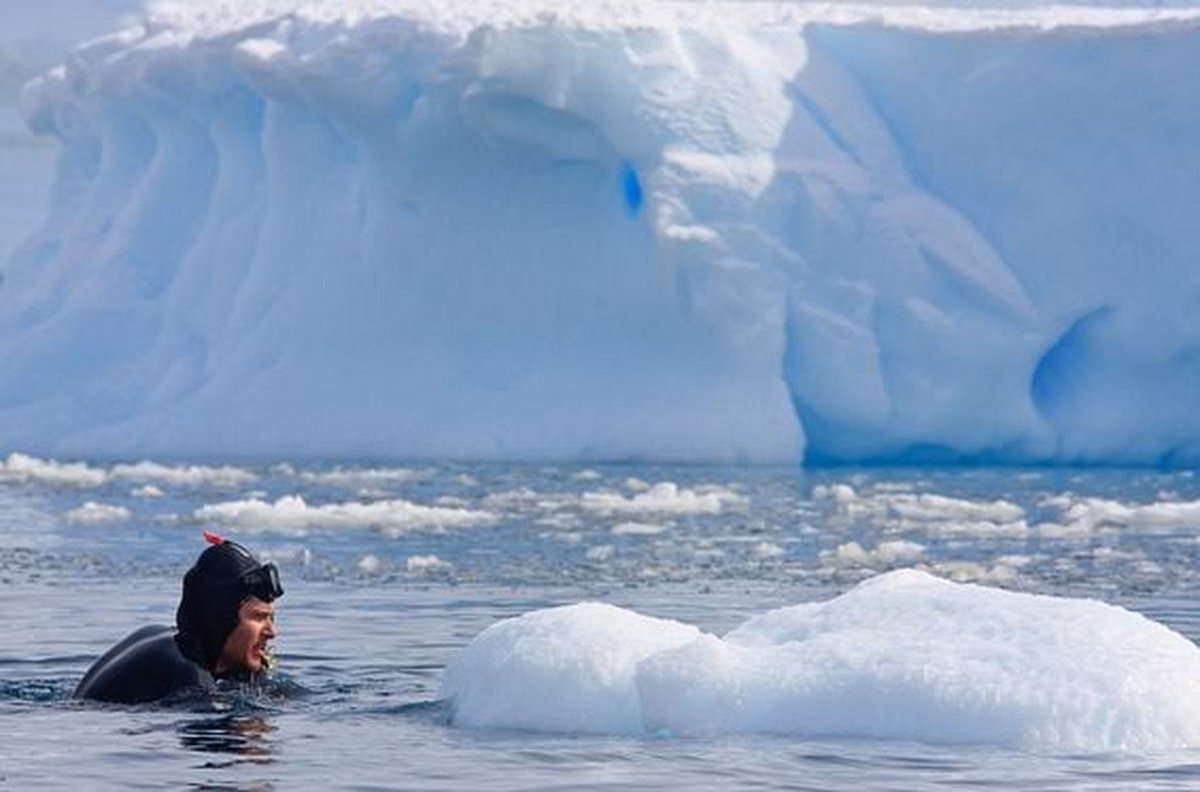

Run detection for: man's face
[[215, 596, 278, 675]]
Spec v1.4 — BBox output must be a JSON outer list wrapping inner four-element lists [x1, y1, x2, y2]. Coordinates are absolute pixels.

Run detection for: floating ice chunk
[[925, 560, 1022, 585], [611, 521, 668, 536], [586, 544, 615, 561], [581, 482, 746, 514], [0, 453, 256, 488], [483, 488, 542, 507], [131, 485, 164, 498], [884, 494, 1025, 524], [922, 519, 1030, 539], [194, 495, 496, 534], [1050, 496, 1200, 532], [65, 501, 131, 524], [298, 467, 427, 487], [820, 540, 926, 569], [815, 484, 1027, 537], [358, 554, 383, 574], [260, 545, 312, 566], [748, 541, 784, 560], [445, 570, 1200, 751], [827, 488, 1025, 523], [109, 461, 258, 487], [442, 602, 701, 734], [0, 453, 106, 487], [406, 554, 452, 573]]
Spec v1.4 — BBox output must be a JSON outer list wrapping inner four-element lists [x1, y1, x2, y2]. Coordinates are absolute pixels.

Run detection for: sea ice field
[[4, 456, 1200, 788]]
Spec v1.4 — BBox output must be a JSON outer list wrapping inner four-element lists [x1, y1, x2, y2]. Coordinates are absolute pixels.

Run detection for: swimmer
[[73, 532, 283, 704]]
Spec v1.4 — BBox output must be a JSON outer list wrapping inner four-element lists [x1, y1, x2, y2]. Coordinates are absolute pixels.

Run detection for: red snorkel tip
[[203, 530, 226, 545]]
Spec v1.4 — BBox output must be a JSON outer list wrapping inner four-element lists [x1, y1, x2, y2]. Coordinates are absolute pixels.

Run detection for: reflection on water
[[179, 714, 276, 765]]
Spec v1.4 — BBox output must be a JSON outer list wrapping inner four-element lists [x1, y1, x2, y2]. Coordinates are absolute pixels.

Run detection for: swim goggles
[[241, 563, 284, 602]]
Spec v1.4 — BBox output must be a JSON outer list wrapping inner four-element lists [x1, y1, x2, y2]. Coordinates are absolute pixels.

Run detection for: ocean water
[[3, 458, 1200, 789]]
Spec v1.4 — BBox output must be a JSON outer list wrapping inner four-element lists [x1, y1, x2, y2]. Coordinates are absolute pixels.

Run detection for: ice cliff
[[7, 1, 1200, 464]]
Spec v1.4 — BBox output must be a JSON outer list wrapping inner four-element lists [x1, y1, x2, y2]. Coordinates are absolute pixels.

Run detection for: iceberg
[[6, 1, 1200, 464], [441, 569, 1200, 752]]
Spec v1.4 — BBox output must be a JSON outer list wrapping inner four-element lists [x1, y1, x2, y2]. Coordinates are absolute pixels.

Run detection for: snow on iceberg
[[440, 569, 1200, 752], [6, 2, 1200, 464]]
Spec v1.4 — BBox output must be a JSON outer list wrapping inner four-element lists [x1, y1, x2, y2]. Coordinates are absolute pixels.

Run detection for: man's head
[[176, 533, 283, 676], [215, 595, 278, 676]]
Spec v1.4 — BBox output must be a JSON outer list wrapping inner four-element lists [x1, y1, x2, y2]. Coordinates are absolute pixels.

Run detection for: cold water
[[3, 457, 1200, 789]]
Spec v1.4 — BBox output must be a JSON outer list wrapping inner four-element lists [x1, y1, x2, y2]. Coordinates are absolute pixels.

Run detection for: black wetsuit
[[73, 625, 215, 704]]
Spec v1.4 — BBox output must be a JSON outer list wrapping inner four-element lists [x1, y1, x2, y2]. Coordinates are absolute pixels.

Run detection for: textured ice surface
[[442, 569, 1200, 751], [6, 2, 1200, 464]]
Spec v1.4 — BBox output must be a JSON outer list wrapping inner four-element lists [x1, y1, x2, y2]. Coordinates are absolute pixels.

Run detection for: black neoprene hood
[[175, 539, 277, 672]]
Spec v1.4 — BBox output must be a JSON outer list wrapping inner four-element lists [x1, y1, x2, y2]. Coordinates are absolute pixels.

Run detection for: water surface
[[3, 460, 1200, 788]]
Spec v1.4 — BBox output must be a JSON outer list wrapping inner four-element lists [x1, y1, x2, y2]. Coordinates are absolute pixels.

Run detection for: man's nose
[[264, 618, 278, 638]]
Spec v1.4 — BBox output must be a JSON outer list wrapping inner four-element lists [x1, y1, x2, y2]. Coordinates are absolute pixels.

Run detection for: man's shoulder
[[73, 625, 214, 704]]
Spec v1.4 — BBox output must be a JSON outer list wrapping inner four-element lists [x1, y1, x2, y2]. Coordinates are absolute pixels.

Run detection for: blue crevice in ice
[[620, 160, 643, 217]]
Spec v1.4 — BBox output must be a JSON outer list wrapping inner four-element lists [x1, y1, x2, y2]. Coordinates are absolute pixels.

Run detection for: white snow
[[442, 569, 1200, 752], [3, 2, 1200, 464]]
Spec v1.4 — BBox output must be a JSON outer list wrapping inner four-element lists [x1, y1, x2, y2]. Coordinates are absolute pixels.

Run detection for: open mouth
[[258, 644, 276, 671]]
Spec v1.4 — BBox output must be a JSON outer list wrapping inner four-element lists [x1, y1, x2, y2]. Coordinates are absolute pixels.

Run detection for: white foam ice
[[442, 569, 1200, 752], [820, 539, 926, 570], [406, 554, 452, 572], [0, 453, 107, 486], [131, 484, 165, 498], [194, 494, 497, 534], [815, 484, 1025, 522], [1045, 495, 1200, 533], [813, 483, 1029, 538], [0, 452, 257, 487], [585, 544, 615, 561], [64, 501, 131, 523], [582, 483, 747, 515], [109, 460, 257, 487], [6, 2, 1200, 464], [298, 467, 428, 487], [611, 521, 669, 536], [747, 540, 785, 560]]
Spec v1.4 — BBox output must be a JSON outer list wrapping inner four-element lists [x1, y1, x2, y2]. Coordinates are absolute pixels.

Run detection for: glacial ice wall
[[7, 1, 1200, 464]]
